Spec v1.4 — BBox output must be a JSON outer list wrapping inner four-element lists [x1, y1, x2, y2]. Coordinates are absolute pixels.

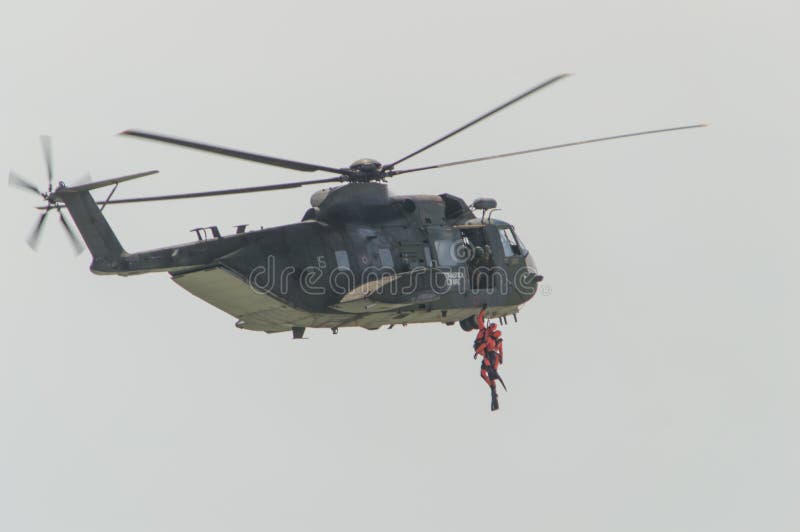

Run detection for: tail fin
[[57, 189, 125, 271], [51, 171, 157, 273]]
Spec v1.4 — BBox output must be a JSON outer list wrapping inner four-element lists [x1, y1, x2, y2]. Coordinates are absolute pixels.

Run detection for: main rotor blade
[[58, 210, 85, 255], [121, 129, 349, 175], [386, 74, 570, 169], [389, 124, 708, 176], [90, 176, 345, 205], [41, 135, 53, 190], [9, 171, 41, 195], [27, 211, 49, 250]]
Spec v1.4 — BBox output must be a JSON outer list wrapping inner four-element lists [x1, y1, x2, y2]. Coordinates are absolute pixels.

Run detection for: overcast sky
[[1, 1, 798, 531]]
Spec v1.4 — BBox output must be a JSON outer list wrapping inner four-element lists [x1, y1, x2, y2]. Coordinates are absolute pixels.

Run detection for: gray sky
[[1, 1, 798, 531]]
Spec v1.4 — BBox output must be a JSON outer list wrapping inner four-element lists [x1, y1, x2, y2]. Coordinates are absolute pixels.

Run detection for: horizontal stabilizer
[[57, 170, 159, 194]]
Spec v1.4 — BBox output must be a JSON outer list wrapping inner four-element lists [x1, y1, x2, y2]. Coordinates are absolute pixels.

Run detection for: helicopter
[[9, 74, 705, 338]]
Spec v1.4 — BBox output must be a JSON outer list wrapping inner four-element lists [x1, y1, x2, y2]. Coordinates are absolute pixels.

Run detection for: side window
[[434, 239, 462, 267], [378, 248, 394, 269], [334, 250, 351, 270]]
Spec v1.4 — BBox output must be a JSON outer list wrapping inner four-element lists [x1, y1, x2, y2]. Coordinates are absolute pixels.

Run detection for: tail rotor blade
[[27, 211, 49, 250], [58, 211, 84, 255], [41, 135, 54, 191], [9, 171, 41, 195]]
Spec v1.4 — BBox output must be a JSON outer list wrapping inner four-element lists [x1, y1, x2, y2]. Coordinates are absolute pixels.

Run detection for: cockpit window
[[513, 229, 527, 256], [499, 227, 526, 257]]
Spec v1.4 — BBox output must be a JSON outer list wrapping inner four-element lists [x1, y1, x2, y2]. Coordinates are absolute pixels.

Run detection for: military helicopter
[[9, 74, 704, 338]]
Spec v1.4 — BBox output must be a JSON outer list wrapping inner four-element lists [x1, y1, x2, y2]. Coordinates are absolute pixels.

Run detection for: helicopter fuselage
[[76, 183, 540, 333]]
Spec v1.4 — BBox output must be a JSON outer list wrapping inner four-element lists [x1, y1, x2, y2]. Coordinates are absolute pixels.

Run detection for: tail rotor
[[8, 136, 85, 255]]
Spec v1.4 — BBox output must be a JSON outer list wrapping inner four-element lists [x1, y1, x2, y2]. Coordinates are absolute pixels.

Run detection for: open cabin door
[[455, 223, 504, 290]]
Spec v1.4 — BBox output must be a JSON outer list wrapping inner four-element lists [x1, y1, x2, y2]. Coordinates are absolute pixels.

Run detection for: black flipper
[[496, 375, 507, 392], [488, 367, 508, 392]]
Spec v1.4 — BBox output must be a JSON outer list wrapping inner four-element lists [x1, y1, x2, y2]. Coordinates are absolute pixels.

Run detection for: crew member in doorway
[[473, 306, 506, 411]]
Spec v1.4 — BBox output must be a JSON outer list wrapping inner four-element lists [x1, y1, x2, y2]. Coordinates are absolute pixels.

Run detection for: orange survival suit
[[473, 308, 505, 411]]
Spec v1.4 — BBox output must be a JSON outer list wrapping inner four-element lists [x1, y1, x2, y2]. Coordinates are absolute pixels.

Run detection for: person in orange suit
[[473, 307, 506, 411]]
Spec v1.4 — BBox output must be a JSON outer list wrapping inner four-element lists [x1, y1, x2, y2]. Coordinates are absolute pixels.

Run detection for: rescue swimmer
[[473, 306, 506, 411]]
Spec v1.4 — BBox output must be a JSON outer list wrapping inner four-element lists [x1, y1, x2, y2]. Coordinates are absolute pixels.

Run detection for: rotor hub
[[348, 158, 383, 181]]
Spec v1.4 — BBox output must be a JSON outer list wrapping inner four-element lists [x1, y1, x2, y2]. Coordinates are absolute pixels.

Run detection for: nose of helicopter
[[524, 250, 537, 273]]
